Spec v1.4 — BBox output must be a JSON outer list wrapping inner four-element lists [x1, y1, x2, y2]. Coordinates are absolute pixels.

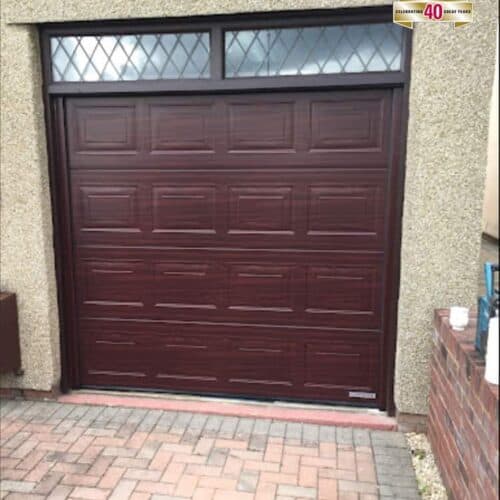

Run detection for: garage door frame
[[40, 6, 412, 414]]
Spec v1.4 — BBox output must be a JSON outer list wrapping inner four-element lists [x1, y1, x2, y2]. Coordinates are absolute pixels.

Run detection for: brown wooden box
[[0, 292, 22, 375]]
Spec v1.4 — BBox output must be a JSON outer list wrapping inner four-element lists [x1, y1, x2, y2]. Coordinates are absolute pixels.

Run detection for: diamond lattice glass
[[225, 23, 403, 78], [50, 32, 210, 82]]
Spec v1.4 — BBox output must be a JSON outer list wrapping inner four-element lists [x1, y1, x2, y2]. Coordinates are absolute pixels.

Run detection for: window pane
[[225, 23, 404, 78], [51, 32, 210, 82]]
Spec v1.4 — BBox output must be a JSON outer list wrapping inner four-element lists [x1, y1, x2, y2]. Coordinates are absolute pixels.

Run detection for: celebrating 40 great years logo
[[393, 1, 473, 28]]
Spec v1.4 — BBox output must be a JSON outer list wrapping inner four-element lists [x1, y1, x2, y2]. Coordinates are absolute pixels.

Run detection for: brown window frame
[[40, 7, 411, 95]]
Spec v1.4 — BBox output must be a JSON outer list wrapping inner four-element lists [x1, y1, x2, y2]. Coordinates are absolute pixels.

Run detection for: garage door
[[44, 14, 409, 408]]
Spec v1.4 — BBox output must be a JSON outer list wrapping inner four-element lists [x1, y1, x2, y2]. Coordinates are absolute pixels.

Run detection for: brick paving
[[0, 400, 419, 499]]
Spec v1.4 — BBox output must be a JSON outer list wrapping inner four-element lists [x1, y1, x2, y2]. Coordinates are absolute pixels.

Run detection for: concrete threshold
[[58, 389, 397, 431]]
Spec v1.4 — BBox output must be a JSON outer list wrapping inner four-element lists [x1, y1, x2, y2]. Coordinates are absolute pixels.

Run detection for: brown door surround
[[40, 8, 411, 411]]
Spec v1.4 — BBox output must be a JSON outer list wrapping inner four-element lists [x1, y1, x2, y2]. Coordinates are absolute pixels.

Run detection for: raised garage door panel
[[71, 170, 387, 250], [66, 91, 391, 168], [80, 320, 379, 401], [74, 247, 383, 329], [66, 89, 394, 405]]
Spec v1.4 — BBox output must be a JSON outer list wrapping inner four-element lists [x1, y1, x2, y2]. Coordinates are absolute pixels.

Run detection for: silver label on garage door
[[349, 391, 377, 399]]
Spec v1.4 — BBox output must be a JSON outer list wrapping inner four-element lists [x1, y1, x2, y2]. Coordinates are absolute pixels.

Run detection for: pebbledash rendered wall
[[0, 0, 497, 416]]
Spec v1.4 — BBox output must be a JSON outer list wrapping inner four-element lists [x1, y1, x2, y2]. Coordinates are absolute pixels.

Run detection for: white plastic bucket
[[485, 316, 499, 385]]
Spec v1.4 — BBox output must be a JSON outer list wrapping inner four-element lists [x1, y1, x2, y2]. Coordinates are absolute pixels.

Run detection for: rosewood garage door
[[65, 88, 398, 405]]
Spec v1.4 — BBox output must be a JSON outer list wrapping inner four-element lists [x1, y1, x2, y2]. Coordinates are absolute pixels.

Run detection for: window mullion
[[210, 25, 224, 81]]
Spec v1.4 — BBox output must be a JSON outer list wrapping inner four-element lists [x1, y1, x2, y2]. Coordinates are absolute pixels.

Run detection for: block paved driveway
[[0, 400, 419, 500]]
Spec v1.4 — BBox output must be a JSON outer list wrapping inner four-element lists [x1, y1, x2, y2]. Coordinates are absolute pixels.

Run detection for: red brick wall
[[429, 310, 499, 500]]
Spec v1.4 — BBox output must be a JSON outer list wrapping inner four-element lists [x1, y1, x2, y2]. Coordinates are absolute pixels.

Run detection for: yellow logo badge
[[393, 1, 473, 29]]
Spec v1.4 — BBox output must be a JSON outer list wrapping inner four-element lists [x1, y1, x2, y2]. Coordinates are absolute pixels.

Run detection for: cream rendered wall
[[0, 0, 497, 414], [482, 31, 498, 240], [0, 20, 61, 391]]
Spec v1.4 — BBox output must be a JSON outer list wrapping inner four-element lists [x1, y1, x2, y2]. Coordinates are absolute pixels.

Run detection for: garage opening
[[41, 8, 411, 410]]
